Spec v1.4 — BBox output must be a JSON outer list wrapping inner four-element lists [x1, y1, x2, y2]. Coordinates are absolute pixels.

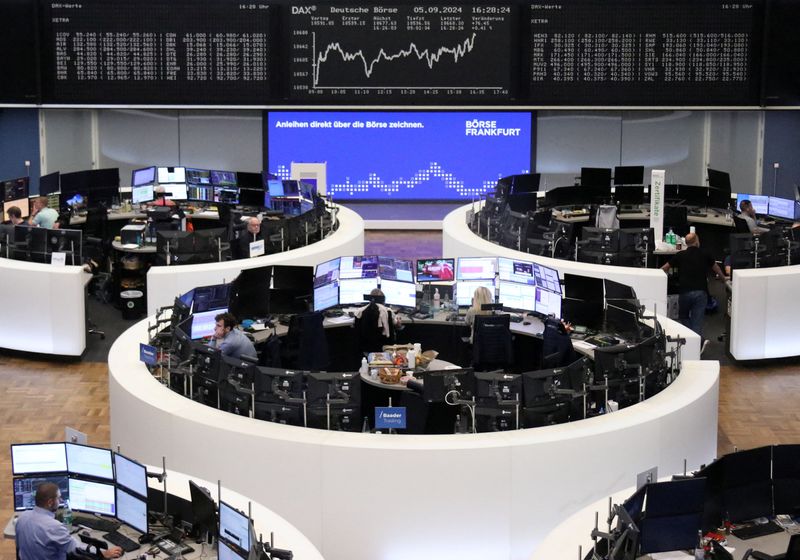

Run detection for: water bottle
[[433, 288, 440, 310], [454, 414, 463, 434], [361, 417, 370, 433], [359, 357, 368, 376], [666, 227, 676, 245], [406, 350, 416, 369], [694, 529, 705, 560], [63, 500, 73, 529]]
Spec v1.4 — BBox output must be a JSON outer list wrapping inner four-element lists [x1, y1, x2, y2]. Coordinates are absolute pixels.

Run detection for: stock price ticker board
[[527, 0, 763, 106], [40, 0, 272, 104], [287, 4, 517, 101]]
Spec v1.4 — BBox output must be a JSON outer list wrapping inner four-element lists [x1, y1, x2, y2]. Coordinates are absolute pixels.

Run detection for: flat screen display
[[340, 256, 379, 279], [65, 443, 113, 481], [68, 478, 116, 516], [218, 540, 247, 560], [11, 443, 67, 475], [4, 198, 30, 220], [131, 185, 155, 204], [736, 193, 769, 215], [113, 452, 147, 498], [339, 278, 379, 306], [13, 475, 69, 511], [416, 259, 455, 282], [186, 168, 212, 186], [4, 177, 29, 201], [211, 170, 237, 187], [378, 257, 414, 283], [116, 487, 148, 534], [768, 196, 795, 220], [131, 167, 156, 187], [268, 111, 532, 201], [381, 279, 417, 308], [457, 257, 496, 281], [455, 279, 496, 307], [191, 309, 224, 340], [314, 282, 339, 312], [267, 179, 284, 198], [39, 172, 60, 196], [164, 183, 188, 201], [157, 167, 186, 184], [535, 287, 562, 318], [498, 280, 537, 312], [314, 257, 340, 287], [219, 501, 250, 551]]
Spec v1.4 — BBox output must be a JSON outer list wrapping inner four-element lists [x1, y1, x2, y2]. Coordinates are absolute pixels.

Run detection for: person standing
[[661, 232, 725, 354]]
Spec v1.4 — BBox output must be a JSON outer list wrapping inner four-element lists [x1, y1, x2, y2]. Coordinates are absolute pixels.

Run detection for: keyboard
[[155, 538, 194, 556], [103, 531, 140, 552], [73, 514, 119, 532], [731, 520, 783, 540], [585, 335, 620, 347]]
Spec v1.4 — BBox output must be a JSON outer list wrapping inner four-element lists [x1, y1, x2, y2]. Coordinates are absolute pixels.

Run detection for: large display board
[[267, 111, 532, 200], [40, 0, 272, 104], [528, 0, 762, 105], [287, 4, 516, 101]]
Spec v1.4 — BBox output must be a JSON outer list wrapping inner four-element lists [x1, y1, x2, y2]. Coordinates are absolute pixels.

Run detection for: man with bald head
[[15, 482, 123, 560], [236, 216, 265, 259], [661, 232, 725, 354]]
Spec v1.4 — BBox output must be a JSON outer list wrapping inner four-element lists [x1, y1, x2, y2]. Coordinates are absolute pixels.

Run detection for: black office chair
[[283, 311, 329, 370], [742, 533, 800, 560], [663, 205, 690, 237], [471, 314, 513, 372], [355, 303, 395, 354], [733, 215, 752, 234], [541, 317, 576, 368]]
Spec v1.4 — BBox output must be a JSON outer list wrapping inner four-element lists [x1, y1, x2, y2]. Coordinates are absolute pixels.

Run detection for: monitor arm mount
[[444, 374, 477, 434], [145, 456, 169, 520], [78, 532, 108, 559]]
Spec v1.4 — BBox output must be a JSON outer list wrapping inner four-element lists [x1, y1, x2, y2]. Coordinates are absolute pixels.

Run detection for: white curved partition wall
[[110, 317, 715, 560], [146, 204, 365, 315], [730, 265, 800, 360], [0, 259, 89, 356], [442, 203, 669, 318]]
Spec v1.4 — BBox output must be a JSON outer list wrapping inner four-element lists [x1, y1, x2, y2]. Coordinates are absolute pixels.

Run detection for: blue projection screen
[[267, 112, 532, 201]]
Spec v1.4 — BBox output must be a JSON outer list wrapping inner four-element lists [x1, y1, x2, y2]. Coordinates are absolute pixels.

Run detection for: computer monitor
[[614, 166, 644, 186], [420, 369, 475, 403], [563, 274, 604, 302], [618, 228, 654, 255], [313, 281, 340, 312], [193, 283, 232, 313], [68, 477, 116, 516], [282, 180, 300, 197], [605, 300, 641, 342], [378, 256, 414, 283], [340, 255, 379, 279], [131, 166, 156, 187], [768, 196, 796, 220], [218, 539, 247, 560], [238, 189, 263, 207], [266, 179, 284, 198], [339, 278, 379, 306], [219, 501, 250, 551], [156, 230, 193, 258], [582, 227, 620, 252], [115, 487, 148, 535], [456, 257, 496, 281], [605, 279, 637, 302], [639, 479, 706, 554], [707, 187, 732, 209], [131, 185, 155, 204], [475, 370, 522, 402], [498, 280, 536, 312], [4, 198, 30, 219], [39, 172, 60, 196], [521, 364, 578, 408], [3, 177, 29, 201], [113, 452, 148, 498], [229, 266, 271, 319], [736, 193, 769, 215], [65, 443, 113, 481], [773, 444, 800, 515], [613, 186, 647, 206], [455, 279, 495, 307], [581, 167, 612, 188], [189, 481, 217, 540], [211, 170, 237, 187], [535, 286, 562, 318], [186, 168, 212, 186], [214, 186, 239, 205], [11, 443, 67, 475], [416, 258, 455, 282], [720, 446, 773, 523], [306, 371, 361, 405], [157, 166, 186, 184], [314, 257, 341, 288], [13, 475, 69, 511], [707, 168, 731, 194], [164, 183, 188, 201], [236, 172, 262, 190], [254, 367, 304, 401], [190, 309, 224, 340], [381, 279, 417, 308]]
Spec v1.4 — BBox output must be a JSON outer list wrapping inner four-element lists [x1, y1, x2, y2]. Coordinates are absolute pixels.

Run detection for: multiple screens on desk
[[312, 255, 563, 317], [10, 442, 148, 535], [0, 224, 83, 265], [736, 193, 800, 221]]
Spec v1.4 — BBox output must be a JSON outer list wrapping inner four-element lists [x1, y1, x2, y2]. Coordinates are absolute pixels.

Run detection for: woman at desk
[[464, 286, 493, 343]]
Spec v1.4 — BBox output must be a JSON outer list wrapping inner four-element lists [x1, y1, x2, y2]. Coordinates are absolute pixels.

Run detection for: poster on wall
[[267, 111, 532, 201]]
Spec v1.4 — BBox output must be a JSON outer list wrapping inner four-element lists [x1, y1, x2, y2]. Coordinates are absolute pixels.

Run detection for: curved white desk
[[443, 203, 669, 318], [146, 204, 364, 315], [729, 265, 800, 360], [110, 316, 715, 560], [0, 259, 90, 356]]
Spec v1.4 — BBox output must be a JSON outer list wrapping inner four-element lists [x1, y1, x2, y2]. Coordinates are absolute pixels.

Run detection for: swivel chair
[[732, 215, 752, 234], [541, 317, 576, 368], [283, 311, 329, 370], [471, 314, 513, 372], [742, 533, 800, 560], [355, 302, 396, 355]]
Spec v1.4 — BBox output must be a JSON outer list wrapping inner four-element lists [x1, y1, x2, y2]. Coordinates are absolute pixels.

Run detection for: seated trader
[[2, 205, 25, 225], [738, 199, 770, 234], [661, 233, 725, 347], [236, 217, 265, 259], [464, 286, 494, 342], [210, 312, 257, 360], [354, 288, 401, 351], [29, 197, 59, 229], [15, 482, 123, 560]]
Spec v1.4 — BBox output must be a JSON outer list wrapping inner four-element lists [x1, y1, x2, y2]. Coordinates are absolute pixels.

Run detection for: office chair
[[355, 303, 396, 354], [595, 204, 619, 229], [541, 317, 576, 368], [283, 311, 329, 370], [663, 205, 690, 237], [742, 533, 800, 560], [471, 314, 513, 372], [733, 215, 752, 234]]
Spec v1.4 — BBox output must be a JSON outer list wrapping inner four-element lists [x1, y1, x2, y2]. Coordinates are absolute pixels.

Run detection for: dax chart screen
[[267, 111, 532, 200], [288, 4, 517, 101]]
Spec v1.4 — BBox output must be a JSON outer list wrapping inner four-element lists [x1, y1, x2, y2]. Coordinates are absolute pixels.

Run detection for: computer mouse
[[138, 533, 154, 545], [522, 321, 531, 326]]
